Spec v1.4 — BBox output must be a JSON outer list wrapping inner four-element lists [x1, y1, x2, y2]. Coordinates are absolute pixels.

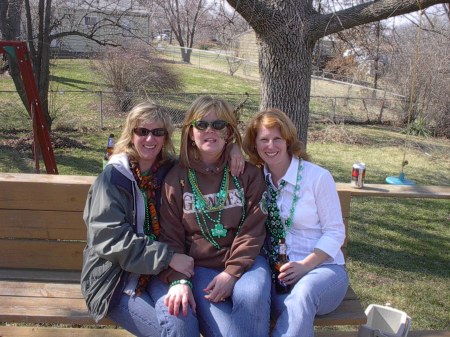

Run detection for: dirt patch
[[308, 124, 370, 145], [0, 131, 88, 152]]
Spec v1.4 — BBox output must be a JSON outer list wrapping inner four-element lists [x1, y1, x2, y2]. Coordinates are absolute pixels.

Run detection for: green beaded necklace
[[265, 160, 303, 273], [188, 167, 229, 212], [188, 166, 246, 249], [266, 160, 303, 241]]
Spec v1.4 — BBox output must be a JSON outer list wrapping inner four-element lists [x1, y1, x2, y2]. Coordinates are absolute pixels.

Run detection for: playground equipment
[[0, 41, 58, 174]]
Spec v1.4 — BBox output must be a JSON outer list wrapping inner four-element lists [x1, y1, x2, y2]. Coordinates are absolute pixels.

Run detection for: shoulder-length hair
[[243, 108, 309, 166], [113, 102, 175, 163], [179, 95, 242, 168]]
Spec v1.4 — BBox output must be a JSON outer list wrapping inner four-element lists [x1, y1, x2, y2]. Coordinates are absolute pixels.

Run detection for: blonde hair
[[179, 95, 242, 168], [113, 102, 175, 163], [243, 108, 309, 166]]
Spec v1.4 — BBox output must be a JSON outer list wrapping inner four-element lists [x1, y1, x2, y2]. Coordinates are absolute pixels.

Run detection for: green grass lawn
[[0, 59, 449, 331]]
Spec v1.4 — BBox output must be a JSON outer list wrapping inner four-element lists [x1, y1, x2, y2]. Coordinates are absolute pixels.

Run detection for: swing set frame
[[0, 40, 58, 174]]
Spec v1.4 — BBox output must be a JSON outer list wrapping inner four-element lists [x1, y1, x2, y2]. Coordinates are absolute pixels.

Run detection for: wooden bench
[[3, 173, 447, 335]]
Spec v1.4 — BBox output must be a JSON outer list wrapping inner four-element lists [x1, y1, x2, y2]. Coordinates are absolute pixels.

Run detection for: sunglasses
[[192, 120, 228, 131], [133, 127, 167, 137]]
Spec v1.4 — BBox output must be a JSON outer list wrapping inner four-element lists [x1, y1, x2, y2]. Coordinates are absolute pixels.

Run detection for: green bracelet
[[170, 279, 193, 289]]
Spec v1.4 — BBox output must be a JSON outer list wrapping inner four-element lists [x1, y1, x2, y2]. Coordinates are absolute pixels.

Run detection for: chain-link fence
[[158, 45, 260, 80], [0, 89, 407, 132]]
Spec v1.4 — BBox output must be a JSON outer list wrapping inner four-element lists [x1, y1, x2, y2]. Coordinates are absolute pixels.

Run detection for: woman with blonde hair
[[155, 95, 271, 337], [82, 102, 199, 337], [244, 108, 348, 337]]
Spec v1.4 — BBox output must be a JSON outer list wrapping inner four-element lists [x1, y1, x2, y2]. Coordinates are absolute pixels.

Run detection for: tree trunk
[[372, 22, 381, 99], [0, 1, 29, 115], [38, 0, 52, 129], [26, 0, 52, 130], [181, 47, 192, 63], [257, 34, 314, 144]]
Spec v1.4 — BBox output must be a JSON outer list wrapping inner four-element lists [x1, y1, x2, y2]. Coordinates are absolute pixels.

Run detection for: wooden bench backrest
[[0, 173, 350, 272], [0, 174, 94, 271]]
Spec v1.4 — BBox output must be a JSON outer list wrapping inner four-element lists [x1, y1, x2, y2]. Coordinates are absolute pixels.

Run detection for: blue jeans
[[271, 264, 349, 337], [191, 255, 271, 337], [107, 286, 161, 337], [108, 277, 199, 337]]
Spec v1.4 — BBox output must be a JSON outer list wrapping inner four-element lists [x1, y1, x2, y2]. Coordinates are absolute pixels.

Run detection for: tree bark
[[258, 32, 314, 143]]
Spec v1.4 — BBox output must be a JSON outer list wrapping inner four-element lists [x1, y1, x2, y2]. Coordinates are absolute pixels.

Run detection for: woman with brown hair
[[154, 95, 271, 337]]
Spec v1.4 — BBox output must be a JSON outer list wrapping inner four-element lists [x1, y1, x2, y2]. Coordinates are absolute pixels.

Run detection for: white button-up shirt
[[264, 157, 345, 265]]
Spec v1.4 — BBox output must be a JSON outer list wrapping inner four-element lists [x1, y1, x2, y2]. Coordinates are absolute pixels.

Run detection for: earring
[[191, 141, 196, 147]]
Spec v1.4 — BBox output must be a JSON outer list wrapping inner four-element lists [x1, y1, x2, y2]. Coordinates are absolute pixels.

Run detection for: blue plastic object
[[385, 172, 416, 185]]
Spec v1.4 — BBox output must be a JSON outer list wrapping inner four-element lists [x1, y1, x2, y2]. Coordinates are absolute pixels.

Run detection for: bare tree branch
[[314, 0, 446, 39]]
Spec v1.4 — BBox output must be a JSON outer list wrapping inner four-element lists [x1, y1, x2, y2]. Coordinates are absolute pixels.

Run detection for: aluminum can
[[351, 162, 366, 188]]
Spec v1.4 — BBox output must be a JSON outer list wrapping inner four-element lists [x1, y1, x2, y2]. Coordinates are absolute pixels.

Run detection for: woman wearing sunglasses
[[154, 95, 271, 337], [82, 102, 201, 337]]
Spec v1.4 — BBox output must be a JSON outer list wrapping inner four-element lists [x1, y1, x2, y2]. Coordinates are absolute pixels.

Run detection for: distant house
[[235, 30, 259, 62], [48, 0, 152, 56]]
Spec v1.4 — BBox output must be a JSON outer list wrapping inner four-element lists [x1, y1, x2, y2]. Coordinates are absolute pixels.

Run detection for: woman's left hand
[[164, 284, 196, 317], [278, 261, 309, 285], [229, 143, 245, 177], [203, 272, 237, 302], [279, 249, 330, 285]]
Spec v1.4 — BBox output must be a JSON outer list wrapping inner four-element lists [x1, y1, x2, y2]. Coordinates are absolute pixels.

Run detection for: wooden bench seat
[[0, 326, 132, 337], [0, 274, 365, 327], [0, 173, 368, 335], [0, 326, 448, 337]]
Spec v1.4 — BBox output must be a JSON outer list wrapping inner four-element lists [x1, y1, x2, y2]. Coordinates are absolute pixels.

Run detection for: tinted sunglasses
[[133, 127, 167, 137], [192, 120, 228, 131]]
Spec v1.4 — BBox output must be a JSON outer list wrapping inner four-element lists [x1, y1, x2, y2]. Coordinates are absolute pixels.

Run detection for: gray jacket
[[81, 153, 175, 322]]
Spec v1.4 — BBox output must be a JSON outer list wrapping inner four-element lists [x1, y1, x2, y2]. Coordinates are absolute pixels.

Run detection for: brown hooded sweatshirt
[[159, 145, 267, 284]]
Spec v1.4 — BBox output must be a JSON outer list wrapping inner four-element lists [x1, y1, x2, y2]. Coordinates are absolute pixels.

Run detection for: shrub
[[91, 46, 181, 111], [404, 117, 432, 137]]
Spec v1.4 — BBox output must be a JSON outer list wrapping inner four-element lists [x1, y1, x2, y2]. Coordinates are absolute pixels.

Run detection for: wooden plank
[[0, 280, 359, 307], [0, 326, 133, 337], [338, 191, 352, 218], [407, 332, 450, 337], [0, 240, 84, 270], [0, 296, 363, 326], [0, 269, 81, 282], [0, 175, 93, 212], [343, 286, 359, 301], [0, 210, 85, 240], [0, 327, 447, 337], [0, 280, 363, 326], [0, 296, 115, 325], [336, 183, 450, 199], [314, 299, 366, 326], [338, 191, 351, 257], [0, 281, 83, 299], [0, 173, 96, 185]]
